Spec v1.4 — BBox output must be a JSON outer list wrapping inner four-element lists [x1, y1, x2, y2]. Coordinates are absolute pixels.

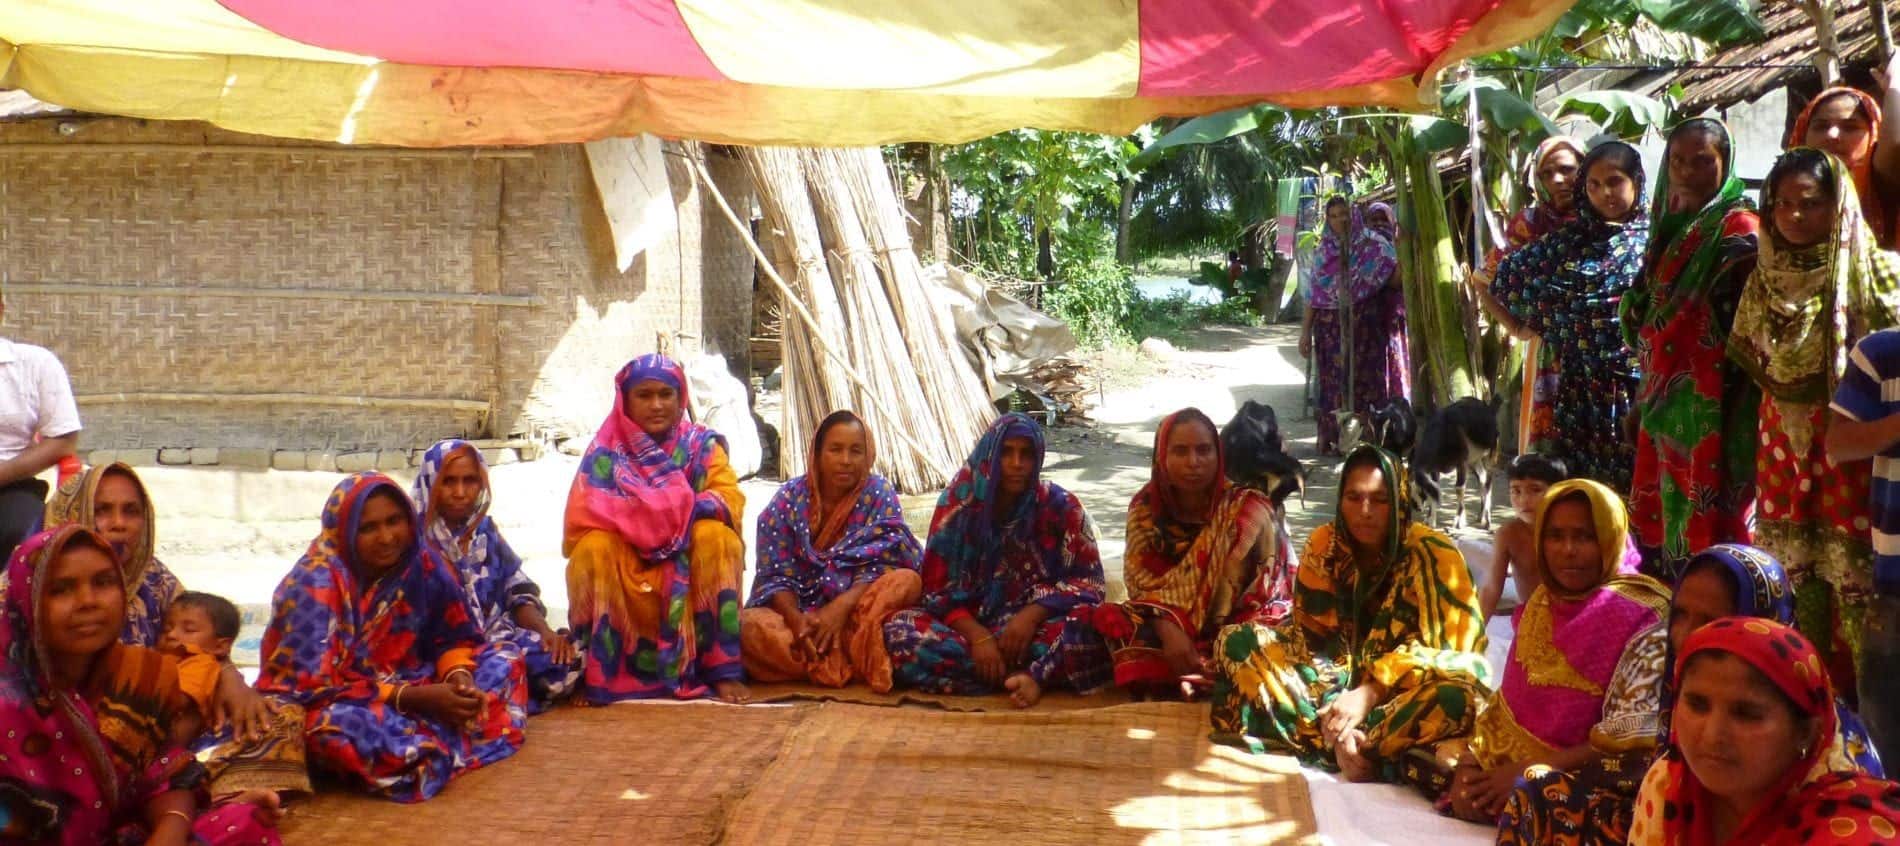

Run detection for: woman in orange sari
[[1794, 86, 1896, 247], [1093, 408, 1293, 698], [741, 410, 922, 691]]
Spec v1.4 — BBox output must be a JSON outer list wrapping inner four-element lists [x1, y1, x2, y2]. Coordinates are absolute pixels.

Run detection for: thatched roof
[[1678, 0, 1886, 111]]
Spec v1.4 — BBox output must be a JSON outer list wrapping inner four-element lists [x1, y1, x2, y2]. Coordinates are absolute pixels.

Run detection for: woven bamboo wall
[[0, 118, 755, 450]]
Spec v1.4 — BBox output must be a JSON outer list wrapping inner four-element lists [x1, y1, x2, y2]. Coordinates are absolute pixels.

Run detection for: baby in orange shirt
[[160, 593, 312, 809]]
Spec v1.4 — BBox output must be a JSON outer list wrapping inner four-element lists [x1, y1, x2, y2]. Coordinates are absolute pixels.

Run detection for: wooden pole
[[1801, 0, 1844, 87], [1464, 64, 1491, 402], [687, 156, 947, 475], [1873, 0, 1895, 67]]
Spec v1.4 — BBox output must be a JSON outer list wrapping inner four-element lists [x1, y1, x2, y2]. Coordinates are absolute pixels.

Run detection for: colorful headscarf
[[807, 410, 877, 552], [1118, 408, 1285, 640], [1730, 149, 1900, 407], [1791, 87, 1890, 246], [1475, 480, 1668, 766], [1625, 119, 1756, 339], [1527, 135, 1589, 206], [1364, 201, 1398, 240], [1683, 543, 1795, 624], [748, 411, 920, 611], [917, 412, 1104, 626], [1482, 136, 1587, 278], [563, 353, 731, 561], [413, 441, 546, 633], [1665, 544, 1883, 777], [1495, 140, 1651, 334], [1142, 408, 1227, 528], [0, 526, 203, 844], [257, 473, 488, 711], [1630, 617, 1900, 845], [1529, 480, 1648, 602], [1310, 198, 1398, 309], [43, 463, 184, 648], [1331, 444, 1412, 567]]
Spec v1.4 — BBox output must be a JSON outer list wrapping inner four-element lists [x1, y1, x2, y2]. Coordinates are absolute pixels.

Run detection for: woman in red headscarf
[[1094, 408, 1295, 698], [1628, 617, 1900, 844], [1795, 77, 1899, 247]]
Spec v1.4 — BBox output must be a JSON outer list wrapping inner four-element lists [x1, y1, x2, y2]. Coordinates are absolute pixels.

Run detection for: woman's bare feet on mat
[[1005, 673, 1042, 708], [714, 680, 752, 704], [1336, 729, 1376, 782], [217, 789, 286, 825]]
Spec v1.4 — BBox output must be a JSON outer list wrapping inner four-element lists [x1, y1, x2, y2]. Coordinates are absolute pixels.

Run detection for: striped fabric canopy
[[1, 0, 1570, 148]]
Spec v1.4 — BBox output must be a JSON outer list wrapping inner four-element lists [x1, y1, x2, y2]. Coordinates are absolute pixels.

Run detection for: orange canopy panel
[[0, 0, 1572, 147]]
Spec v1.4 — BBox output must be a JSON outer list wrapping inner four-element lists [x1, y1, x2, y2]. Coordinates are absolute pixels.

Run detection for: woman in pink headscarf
[[563, 353, 750, 704]]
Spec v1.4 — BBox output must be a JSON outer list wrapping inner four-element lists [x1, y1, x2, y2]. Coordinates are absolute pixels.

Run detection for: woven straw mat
[[279, 702, 814, 844], [722, 701, 1318, 845], [749, 680, 1116, 712], [280, 700, 1317, 845]]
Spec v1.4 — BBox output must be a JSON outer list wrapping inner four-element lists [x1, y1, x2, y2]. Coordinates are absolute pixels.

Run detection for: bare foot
[[1336, 729, 1376, 782], [713, 679, 752, 704], [219, 789, 286, 824], [1004, 673, 1042, 709]]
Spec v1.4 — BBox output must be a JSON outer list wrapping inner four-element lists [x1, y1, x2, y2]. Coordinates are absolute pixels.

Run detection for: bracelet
[[392, 684, 408, 713], [163, 809, 193, 826], [972, 634, 995, 647]]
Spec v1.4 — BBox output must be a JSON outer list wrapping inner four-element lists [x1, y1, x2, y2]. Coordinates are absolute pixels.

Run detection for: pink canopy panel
[[0, 0, 1573, 147]]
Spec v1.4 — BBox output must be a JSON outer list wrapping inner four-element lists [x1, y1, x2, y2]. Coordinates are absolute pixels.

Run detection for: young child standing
[[161, 592, 311, 810], [1477, 454, 1568, 619]]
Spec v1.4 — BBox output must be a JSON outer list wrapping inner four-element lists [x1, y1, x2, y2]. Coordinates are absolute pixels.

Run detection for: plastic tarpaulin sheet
[[2, 0, 1573, 147]]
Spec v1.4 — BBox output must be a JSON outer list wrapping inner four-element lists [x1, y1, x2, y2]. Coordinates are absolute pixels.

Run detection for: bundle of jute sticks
[[694, 146, 993, 493]]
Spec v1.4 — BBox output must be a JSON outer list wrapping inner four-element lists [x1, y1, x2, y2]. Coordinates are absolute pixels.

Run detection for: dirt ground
[[150, 320, 1502, 662]]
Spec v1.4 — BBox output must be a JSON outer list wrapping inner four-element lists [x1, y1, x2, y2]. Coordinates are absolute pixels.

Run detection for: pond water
[[1133, 275, 1222, 304]]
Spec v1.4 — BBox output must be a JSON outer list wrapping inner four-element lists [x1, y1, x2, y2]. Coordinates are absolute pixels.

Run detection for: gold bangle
[[392, 684, 408, 713], [973, 634, 995, 647], [163, 809, 193, 826]]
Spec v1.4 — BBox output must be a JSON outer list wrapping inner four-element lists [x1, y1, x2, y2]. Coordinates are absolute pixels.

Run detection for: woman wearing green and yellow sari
[[1211, 445, 1490, 782]]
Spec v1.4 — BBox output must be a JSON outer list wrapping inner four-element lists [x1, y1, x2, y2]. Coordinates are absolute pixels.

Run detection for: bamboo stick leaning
[[692, 152, 951, 490]]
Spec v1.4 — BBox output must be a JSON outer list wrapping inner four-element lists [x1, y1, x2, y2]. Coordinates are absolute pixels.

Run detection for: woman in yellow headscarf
[[1435, 480, 1669, 822]]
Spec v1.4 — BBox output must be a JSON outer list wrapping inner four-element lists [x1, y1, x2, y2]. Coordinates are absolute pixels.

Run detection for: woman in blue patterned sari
[[741, 410, 922, 691], [883, 413, 1111, 707], [257, 473, 527, 803], [414, 440, 583, 713]]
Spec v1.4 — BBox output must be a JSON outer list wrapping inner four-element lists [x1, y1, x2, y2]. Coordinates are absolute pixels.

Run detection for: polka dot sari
[[1629, 617, 1900, 845]]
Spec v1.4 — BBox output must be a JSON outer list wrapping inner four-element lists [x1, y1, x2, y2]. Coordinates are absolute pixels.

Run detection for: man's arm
[[1827, 411, 1900, 464], [0, 431, 75, 486]]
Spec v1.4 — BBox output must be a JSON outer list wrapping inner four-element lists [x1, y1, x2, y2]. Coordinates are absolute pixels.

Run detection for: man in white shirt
[[0, 298, 81, 561]]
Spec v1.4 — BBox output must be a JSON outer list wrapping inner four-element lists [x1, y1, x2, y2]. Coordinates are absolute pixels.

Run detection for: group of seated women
[[8, 347, 1899, 846], [565, 356, 1299, 711]]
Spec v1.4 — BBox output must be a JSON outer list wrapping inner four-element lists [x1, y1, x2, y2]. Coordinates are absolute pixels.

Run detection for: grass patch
[[1124, 292, 1265, 346]]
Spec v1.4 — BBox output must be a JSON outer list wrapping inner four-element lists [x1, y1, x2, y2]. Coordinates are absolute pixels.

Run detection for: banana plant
[[1555, 0, 1765, 49]]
